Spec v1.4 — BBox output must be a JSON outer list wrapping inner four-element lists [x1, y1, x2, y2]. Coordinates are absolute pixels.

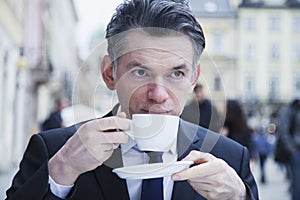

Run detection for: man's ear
[[191, 63, 200, 87], [101, 55, 116, 90]]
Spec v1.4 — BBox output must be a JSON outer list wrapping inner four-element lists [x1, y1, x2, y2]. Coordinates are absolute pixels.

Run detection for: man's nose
[[147, 83, 169, 103]]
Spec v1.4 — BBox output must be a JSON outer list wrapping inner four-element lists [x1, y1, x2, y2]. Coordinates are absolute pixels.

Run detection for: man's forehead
[[119, 29, 194, 61]]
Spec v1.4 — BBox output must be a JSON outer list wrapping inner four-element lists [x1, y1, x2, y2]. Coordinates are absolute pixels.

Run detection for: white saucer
[[112, 161, 193, 179]]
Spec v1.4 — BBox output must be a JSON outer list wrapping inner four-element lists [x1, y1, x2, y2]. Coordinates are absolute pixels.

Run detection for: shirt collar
[[121, 138, 137, 153]]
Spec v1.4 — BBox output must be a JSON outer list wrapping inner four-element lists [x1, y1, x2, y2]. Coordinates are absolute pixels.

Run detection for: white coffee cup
[[125, 114, 179, 152]]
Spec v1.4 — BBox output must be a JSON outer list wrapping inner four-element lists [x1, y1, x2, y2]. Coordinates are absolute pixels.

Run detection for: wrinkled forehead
[[110, 28, 194, 64]]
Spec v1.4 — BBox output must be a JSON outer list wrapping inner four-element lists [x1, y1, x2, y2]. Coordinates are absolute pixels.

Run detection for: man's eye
[[133, 69, 147, 77], [170, 71, 184, 79]]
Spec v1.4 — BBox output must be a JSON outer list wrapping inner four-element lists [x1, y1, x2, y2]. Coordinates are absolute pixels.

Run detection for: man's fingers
[[98, 117, 131, 131], [116, 112, 127, 118], [103, 143, 120, 151], [85, 116, 131, 132], [112, 143, 120, 149], [79, 130, 129, 147], [102, 131, 129, 144], [172, 151, 219, 181], [182, 150, 215, 163], [172, 162, 210, 181]]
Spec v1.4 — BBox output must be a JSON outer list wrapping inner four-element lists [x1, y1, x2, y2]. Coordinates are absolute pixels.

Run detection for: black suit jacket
[[6, 111, 258, 200]]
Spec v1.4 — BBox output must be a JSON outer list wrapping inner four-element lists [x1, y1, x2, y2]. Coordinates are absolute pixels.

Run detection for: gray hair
[[106, 0, 206, 73]]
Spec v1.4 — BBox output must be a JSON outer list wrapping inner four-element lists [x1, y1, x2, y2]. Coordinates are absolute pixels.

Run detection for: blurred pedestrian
[[221, 100, 255, 160], [252, 126, 273, 184], [41, 98, 68, 131], [182, 83, 222, 132], [277, 99, 300, 200]]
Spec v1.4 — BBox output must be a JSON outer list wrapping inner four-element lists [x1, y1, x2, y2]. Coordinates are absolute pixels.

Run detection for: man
[[6, 0, 258, 199], [277, 99, 300, 200], [41, 98, 68, 131], [182, 83, 223, 132]]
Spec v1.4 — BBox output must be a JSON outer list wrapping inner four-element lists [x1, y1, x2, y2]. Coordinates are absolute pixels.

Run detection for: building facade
[[0, 0, 78, 171], [190, 0, 300, 116], [190, 0, 238, 112], [38, 0, 78, 122], [238, 0, 300, 104], [0, 0, 25, 171]]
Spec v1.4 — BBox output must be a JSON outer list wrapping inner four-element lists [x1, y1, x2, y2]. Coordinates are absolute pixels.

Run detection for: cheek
[[165, 85, 193, 115], [116, 83, 146, 114], [128, 90, 145, 107], [130, 86, 146, 100], [174, 90, 191, 113], [171, 77, 194, 93]]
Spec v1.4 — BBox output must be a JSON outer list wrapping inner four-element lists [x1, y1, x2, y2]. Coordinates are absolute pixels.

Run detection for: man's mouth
[[141, 107, 171, 114]]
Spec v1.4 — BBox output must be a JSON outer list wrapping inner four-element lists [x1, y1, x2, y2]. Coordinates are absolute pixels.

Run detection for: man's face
[[103, 30, 200, 118]]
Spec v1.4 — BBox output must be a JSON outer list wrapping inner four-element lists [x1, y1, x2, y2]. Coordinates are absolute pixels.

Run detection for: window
[[212, 31, 223, 54], [245, 76, 255, 100], [293, 16, 300, 32], [2, 51, 8, 78], [269, 16, 280, 32], [270, 43, 280, 60], [245, 16, 256, 31], [293, 74, 300, 97], [214, 76, 221, 91], [269, 76, 279, 101], [204, 2, 217, 13], [245, 43, 256, 60], [293, 44, 300, 61]]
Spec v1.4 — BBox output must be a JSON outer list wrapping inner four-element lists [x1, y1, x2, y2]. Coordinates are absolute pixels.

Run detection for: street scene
[[1, 0, 300, 199]]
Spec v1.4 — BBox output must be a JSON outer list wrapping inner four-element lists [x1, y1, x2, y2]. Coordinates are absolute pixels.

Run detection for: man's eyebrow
[[126, 61, 149, 69], [173, 64, 188, 70], [126, 61, 188, 70], [126, 61, 140, 67]]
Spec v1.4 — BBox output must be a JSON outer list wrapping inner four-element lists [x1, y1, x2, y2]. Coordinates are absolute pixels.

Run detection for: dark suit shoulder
[[195, 122, 245, 151], [181, 120, 247, 170], [199, 125, 246, 158], [38, 125, 78, 157]]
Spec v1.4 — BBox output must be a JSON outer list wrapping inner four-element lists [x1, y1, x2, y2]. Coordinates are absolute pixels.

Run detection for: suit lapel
[[172, 181, 205, 200], [172, 120, 213, 200], [92, 105, 129, 199], [177, 119, 202, 160], [177, 119, 221, 159], [93, 147, 130, 200]]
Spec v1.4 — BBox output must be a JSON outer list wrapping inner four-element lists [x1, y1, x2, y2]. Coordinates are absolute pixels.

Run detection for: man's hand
[[172, 150, 247, 200], [49, 112, 130, 185]]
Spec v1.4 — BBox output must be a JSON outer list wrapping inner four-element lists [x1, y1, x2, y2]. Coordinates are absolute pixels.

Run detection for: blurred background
[[1, 0, 299, 199]]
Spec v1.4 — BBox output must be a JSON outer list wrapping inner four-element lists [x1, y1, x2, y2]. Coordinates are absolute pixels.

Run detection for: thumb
[[117, 112, 127, 119]]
